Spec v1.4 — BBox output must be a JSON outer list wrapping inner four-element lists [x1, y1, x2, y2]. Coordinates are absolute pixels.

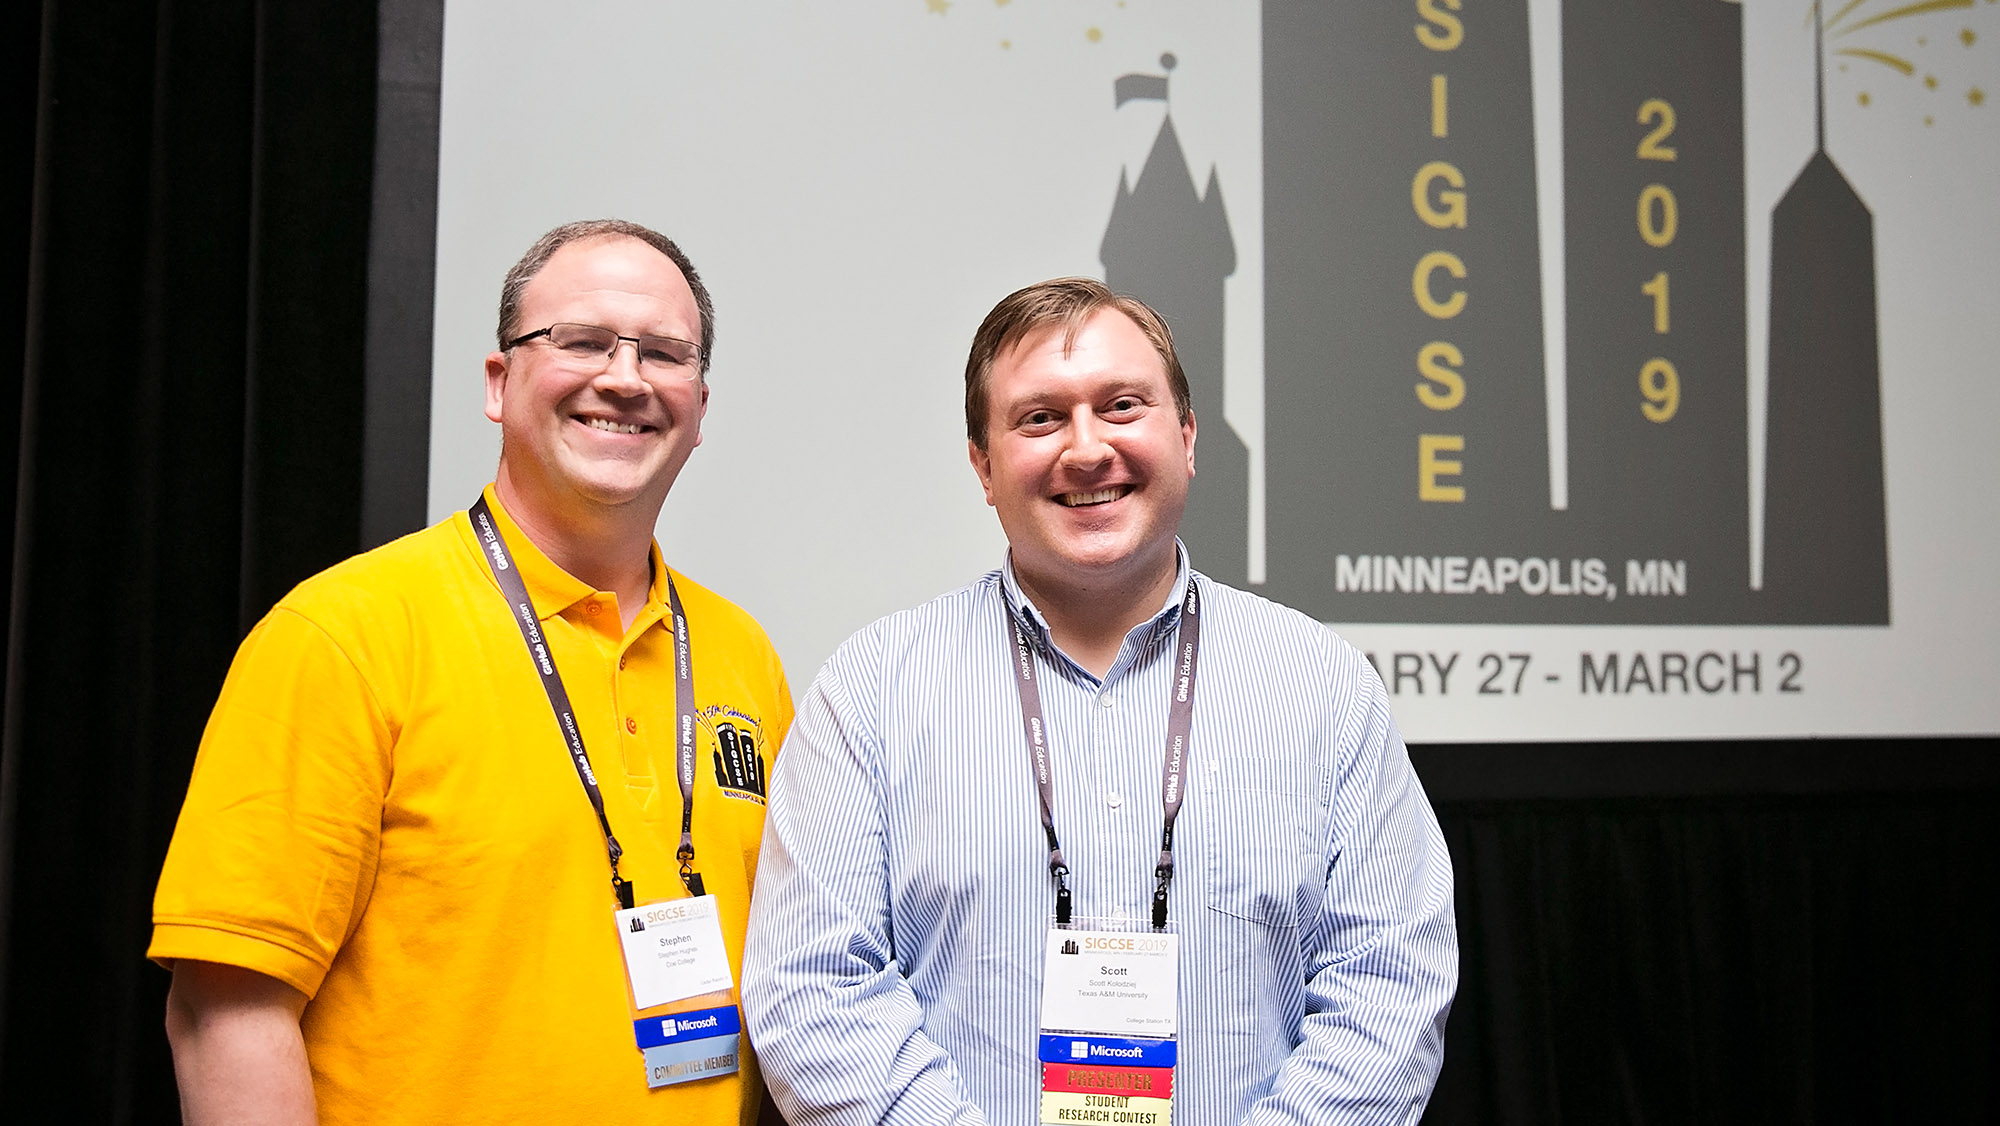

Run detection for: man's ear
[[692, 378, 710, 448], [483, 351, 509, 423], [1183, 409, 1197, 478], [969, 439, 997, 506]]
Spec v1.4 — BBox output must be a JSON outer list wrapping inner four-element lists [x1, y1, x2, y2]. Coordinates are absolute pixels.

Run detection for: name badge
[[1038, 925, 1178, 1124], [1039, 927, 1178, 1038], [615, 895, 741, 1088], [617, 895, 733, 1008]]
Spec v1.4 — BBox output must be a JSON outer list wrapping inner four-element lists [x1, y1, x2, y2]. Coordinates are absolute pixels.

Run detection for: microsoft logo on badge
[[1071, 1041, 1089, 1060], [661, 1019, 679, 1039]]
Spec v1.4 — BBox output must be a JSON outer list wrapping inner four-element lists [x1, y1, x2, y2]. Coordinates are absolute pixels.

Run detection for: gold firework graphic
[[1818, 0, 1992, 122], [915, 0, 1131, 51]]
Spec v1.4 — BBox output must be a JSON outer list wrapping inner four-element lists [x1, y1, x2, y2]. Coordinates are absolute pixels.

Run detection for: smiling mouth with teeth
[[580, 416, 647, 435], [1057, 486, 1130, 508]]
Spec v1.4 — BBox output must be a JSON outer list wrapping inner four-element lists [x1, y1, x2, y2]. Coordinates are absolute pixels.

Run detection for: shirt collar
[[463, 483, 667, 625], [997, 540, 1193, 655]]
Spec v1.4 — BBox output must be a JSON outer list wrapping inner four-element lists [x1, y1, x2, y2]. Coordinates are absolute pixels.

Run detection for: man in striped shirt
[[744, 278, 1456, 1124]]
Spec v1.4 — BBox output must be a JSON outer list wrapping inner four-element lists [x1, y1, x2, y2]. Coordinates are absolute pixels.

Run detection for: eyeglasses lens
[[544, 323, 698, 373]]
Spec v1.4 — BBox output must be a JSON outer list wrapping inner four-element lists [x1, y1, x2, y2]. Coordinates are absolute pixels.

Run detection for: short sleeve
[[149, 607, 395, 998]]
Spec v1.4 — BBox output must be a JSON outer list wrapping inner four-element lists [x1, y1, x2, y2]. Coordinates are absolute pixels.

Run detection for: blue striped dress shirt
[[743, 550, 1456, 1125]]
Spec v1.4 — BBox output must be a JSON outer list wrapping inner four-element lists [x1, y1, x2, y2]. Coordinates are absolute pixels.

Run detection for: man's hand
[[164, 960, 316, 1126]]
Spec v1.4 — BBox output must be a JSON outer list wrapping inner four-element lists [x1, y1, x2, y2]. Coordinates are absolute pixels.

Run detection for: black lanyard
[[1005, 579, 1202, 930], [470, 496, 706, 910]]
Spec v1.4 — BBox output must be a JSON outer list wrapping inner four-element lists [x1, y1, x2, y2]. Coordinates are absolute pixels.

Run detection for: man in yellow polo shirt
[[150, 219, 792, 1124]]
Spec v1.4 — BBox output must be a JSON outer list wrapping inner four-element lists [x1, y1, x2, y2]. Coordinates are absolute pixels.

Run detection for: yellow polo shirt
[[151, 486, 792, 1124]]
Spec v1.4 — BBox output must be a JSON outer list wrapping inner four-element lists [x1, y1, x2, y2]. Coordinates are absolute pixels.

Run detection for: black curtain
[[1, 0, 376, 1120], [1419, 740, 2000, 1124]]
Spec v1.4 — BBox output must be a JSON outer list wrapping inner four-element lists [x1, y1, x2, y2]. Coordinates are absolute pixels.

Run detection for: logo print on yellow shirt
[[701, 705, 770, 803]]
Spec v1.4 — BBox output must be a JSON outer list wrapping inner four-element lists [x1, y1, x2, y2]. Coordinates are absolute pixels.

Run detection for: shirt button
[[586, 601, 601, 616], [1106, 792, 1123, 809], [618, 655, 628, 670], [625, 717, 638, 734], [1098, 694, 1114, 708]]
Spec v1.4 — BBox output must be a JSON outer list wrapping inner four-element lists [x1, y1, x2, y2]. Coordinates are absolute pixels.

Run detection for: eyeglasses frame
[[504, 322, 704, 380]]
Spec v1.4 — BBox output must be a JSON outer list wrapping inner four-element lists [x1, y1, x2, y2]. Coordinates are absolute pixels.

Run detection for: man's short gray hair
[[495, 219, 715, 376]]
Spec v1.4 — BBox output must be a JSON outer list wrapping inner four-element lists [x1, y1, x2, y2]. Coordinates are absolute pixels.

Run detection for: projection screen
[[428, 0, 2000, 741]]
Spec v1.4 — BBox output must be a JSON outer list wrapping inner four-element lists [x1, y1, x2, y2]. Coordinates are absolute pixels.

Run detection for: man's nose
[[593, 339, 649, 394], [1060, 412, 1114, 469]]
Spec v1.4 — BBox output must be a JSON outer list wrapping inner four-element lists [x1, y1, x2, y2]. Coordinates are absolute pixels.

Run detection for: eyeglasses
[[505, 322, 703, 378]]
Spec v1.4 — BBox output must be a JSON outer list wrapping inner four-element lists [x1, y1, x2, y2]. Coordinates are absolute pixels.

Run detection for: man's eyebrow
[[1000, 397, 1051, 416], [1098, 379, 1161, 397]]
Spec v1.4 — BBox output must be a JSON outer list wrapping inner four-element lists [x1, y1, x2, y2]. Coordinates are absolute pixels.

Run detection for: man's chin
[[1026, 541, 1163, 587], [551, 470, 668, 513], [547, 451, 673, 500]]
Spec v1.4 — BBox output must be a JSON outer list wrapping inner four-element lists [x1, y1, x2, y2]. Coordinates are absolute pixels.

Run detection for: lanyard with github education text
[[1004, 580, 1202, 930], [470, 496, 706, 909]]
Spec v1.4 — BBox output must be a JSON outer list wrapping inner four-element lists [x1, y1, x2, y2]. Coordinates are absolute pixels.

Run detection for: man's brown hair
[[963, 277, 1190, 450]]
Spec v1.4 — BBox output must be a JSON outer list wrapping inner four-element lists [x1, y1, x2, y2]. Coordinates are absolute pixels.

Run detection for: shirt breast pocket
[[1201, 783, 1326, 929]]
